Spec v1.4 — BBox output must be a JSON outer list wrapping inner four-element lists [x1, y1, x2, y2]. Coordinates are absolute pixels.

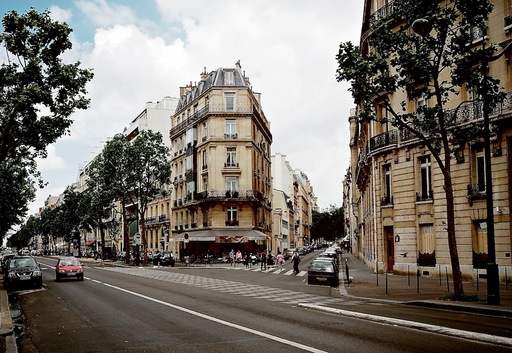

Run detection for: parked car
[[0, 252, 15, 274], [160, 253, 176, 267], [296, 246, 307, 256], [285, 248, 296, 259], [4, 256, 43, 291], [55, 256, 84, 281], [307, 259, 339, 287]]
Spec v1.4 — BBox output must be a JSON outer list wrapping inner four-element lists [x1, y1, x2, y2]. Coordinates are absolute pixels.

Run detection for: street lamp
[[411, 18, 509, 305]]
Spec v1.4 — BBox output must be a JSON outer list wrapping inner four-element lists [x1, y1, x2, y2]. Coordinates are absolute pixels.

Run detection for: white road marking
[[299, 304, 512, 348], [94, 279, 328, 353]]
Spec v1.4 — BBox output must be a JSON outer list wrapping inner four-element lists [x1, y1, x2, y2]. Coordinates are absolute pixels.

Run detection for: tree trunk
[[122, 201, 130, 265], [444, 177, 464, 296]]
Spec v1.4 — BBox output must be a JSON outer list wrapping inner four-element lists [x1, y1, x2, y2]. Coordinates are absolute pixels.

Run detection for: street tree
[[9, 213, 40, 249], [88, 134, 133, 264], [336, 0, 502, 296], [125, 130, 171, 266], [0, 8, 93, 234], [311, 205, 344, 243]]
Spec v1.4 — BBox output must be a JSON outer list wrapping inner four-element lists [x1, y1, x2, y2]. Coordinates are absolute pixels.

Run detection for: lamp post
[[411, 18, 507, 305], [481, 40, 500, 305]]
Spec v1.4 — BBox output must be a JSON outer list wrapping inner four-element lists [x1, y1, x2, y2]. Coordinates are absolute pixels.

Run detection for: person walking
[[244, 252, 250, 269], [260, 250, 267, 271], [229, 249, 235, 266], [277, 252, 284, 268], [291, 252, 301, 275], [267, 251, 273, 270], [235, 250, 242, 267]]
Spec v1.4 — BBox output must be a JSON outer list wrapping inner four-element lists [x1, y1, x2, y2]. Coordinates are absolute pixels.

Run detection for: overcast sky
[[0, 0, 363, 216]]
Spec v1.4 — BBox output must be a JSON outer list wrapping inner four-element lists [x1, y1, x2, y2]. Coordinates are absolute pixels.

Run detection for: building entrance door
[[384, 226, 394, 272]]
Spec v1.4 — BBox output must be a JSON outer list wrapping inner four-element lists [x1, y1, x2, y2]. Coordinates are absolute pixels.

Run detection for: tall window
[[225, 119, 237, 139], [475, 146, 486, 192], [472, 221, 488, 268], [226, 147, 237, 167], [226, 176, 238, 192], [418, 224, 436, 266], [224, 92, 236, 111], [202, 122, 207, 141], [201, 149, 207, 170], [226, 206, 238, 226], [225, 71, 234, 85], [382, 164, 392, 205], [418, 156, 432, 201]]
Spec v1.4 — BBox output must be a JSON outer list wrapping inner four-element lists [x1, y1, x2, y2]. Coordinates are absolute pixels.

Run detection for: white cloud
[[36, 145, 66, 171], [28, 0, 363, 215]]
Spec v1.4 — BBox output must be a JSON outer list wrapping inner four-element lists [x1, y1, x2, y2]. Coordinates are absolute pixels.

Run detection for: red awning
[[85, 240, 95, 246]]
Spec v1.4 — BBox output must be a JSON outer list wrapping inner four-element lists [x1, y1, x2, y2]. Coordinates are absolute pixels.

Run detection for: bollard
[[376, 261, 379, 287], [416, 269, 420, 293], [385, 271, 388, 295], [439, 265, 442, 286], [477, 268, 479, 292], [445, 267, 450, 293], [345, 259, 350, 288]]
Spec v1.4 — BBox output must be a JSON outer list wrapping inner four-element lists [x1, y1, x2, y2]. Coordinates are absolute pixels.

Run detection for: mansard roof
[[175, 65, 250, 112]]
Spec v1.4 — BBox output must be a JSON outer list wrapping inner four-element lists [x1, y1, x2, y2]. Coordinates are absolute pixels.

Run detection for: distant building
[[271, 153, 316, 251]]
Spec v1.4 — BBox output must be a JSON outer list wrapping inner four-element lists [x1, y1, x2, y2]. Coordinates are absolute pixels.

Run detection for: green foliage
[[311, 205, 344, 241], [0, 8, 93, 238], [336, 0, 500, 149]]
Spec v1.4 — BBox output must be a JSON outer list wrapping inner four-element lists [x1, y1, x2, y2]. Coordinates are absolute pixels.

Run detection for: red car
[[55, 256, 84, 281]]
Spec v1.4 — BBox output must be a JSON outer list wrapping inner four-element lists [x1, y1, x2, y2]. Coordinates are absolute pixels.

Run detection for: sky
[[0, 0, 363, 217]]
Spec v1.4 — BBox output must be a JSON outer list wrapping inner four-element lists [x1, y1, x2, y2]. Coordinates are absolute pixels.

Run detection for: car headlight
[[33, 270, 42, 277]]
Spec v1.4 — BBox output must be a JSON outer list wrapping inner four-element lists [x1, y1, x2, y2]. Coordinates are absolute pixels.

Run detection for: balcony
[[226, 219, 239, 226], [224, 162, 239, 168], [369, 130, 398, 151], [224, 133, 238, 139], [416, 191, 433, 202]]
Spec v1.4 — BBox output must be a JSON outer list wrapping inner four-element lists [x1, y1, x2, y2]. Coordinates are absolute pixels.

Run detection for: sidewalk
[[339, 252, 512, 317]]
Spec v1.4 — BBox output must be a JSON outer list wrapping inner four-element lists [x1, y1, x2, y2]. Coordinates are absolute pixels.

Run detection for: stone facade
[[347, 0, 512, 280]]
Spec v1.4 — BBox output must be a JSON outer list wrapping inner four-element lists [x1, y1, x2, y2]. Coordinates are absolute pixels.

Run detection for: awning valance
[[171, 228, 269, 242]]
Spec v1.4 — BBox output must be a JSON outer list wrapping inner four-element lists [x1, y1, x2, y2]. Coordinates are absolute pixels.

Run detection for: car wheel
[[79, 274, 84, 281], [56, 275, 61, 282]]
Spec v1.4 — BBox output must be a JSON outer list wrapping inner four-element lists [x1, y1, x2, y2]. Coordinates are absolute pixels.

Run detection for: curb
[[0, 288, 17, 353]]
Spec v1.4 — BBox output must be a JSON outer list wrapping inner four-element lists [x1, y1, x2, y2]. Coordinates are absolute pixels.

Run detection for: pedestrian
[[277, 252, 284, 268], [291, 252, 301, 275], [244, 252, 250, 269], [260, 250, 267, 271], [267, 251, 273, 270], [229, 249, 235, 266], [235, 250, 242, 267]]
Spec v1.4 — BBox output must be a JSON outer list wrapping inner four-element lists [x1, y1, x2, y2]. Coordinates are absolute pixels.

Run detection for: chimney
[[200, 67, 209, 80]]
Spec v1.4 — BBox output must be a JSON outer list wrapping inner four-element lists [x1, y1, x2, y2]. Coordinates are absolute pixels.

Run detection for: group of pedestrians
[[227, 249, 299, 272]]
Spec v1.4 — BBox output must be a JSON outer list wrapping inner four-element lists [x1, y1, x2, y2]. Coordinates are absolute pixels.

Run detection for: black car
[[4, 256, 43, 291], [307, 259, 339, 287]]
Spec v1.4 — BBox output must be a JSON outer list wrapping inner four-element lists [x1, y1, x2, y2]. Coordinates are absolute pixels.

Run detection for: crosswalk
[[229, 265, 307, 276], [99, 266, 382, 307]]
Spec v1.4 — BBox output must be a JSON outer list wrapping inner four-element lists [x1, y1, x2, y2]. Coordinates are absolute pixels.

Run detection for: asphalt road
[[13, 256, 512, 353]]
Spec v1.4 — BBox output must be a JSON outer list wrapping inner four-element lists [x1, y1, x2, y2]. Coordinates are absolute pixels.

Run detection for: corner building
[[170, 62, 272, 259], [349, 1, 512, 280]]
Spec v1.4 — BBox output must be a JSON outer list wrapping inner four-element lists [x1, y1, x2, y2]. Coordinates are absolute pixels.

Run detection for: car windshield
[[59, 258, 80, 266], [309, 262, 334, 271], [10, 258, 37, 268]]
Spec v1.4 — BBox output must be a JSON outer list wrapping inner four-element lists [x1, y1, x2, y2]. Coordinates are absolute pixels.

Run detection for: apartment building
[[169, 62, 272, 259], [271, 153, 316, 251], [76, 97, 178, 256], [347, 1, 512, 280]]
